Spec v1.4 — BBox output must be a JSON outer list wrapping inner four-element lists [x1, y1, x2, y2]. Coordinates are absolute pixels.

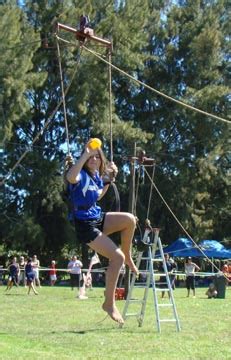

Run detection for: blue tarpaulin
[[161, 238, 231, 258]]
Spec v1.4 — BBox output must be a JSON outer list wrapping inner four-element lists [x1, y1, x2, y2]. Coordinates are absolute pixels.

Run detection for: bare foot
[[124, 257, 139, 275], [102, 303, 124, 324]]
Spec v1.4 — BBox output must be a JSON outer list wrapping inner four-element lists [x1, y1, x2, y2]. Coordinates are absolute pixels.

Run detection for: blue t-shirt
[[9, 264, 18, 277], [68, 169, 104, 220]]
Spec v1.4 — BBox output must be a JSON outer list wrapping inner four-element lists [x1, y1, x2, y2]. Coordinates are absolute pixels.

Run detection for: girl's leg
[[88, 233, 125, 323], [31, 282, 38, 295], [103, 212, 138, 274]]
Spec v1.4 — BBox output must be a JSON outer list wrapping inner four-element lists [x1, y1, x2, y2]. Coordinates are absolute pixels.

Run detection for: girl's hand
[[106, 162, 118, 181], [82, 146, 98, 160]]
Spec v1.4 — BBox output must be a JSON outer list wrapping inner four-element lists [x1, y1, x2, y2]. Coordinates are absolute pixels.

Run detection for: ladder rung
[[122, 240, 181, 332], [125, 313, 140, 317], [129, 299, 144, 303], [155, 288, 170, 291], [133, 283, 148, 287]]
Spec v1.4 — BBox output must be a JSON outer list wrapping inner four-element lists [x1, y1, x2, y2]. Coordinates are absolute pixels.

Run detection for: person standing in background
[[18, 256, 26, 287], [185, 257, 200, 298], [5, 257, 20, 291], [32, 255, 41, 287], [25, 258, 38, 295], [49, 260, 57, 286], [67, 255, 83, 290]]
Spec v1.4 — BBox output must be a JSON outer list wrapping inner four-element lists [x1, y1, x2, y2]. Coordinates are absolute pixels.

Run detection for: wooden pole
[[124, 143, 137, 298], [56, 22, 112, 49]]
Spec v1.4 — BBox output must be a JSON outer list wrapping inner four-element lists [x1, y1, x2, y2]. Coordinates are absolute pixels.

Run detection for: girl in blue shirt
[[66, 141, 138, 324]]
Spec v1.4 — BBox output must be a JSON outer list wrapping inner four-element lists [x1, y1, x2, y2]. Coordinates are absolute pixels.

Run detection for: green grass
[[0, 285, 230, 360]]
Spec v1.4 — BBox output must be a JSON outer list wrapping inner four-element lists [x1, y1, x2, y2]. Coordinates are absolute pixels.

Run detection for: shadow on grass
[[61, 322, 153, 335], [4, 293, 25, 296]]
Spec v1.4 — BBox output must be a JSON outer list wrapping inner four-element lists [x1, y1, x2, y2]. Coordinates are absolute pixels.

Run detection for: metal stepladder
[[121, 227, 181, 333]]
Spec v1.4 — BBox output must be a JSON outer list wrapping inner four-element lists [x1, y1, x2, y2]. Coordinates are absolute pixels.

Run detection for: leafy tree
[[1, 0, 230, 267]]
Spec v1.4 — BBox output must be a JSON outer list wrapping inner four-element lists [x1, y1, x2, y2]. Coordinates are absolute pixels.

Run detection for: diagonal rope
[[56, 35, 70, 155], [77, 43, 230, 125], [108, 49, 113, 162], [146, 163, 156, 219], [143, 166, 230, 281], [0, 41, 83, 187]]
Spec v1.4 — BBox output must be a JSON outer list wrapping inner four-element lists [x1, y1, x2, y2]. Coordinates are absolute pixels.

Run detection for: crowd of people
[[1, 254, 85, 292], [1, 254, 230, 296], [2, 255, 58, 294]]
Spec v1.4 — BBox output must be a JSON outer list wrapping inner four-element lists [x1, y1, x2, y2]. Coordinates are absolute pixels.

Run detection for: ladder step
[[129, 299, 144, 303], [152, 258, 163, 262], [133, 283, 148, 288], [125, 313, 140, 317], [122, 236, 181, 332], [155, 288, 170, 292]]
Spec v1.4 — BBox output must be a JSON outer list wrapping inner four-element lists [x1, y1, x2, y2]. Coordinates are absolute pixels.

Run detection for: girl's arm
[[66, 148, 97, 184]]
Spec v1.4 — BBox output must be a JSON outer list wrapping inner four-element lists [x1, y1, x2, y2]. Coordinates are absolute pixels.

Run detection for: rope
[[1, 267, 230, 280], [143, 166, 230, 282], [56, 35, 115, 160], [56, 36, 70, 155], [0, 41, 83, 186], [108, 50, 113, 162], [133, 166, 141, 216], [78, 43, 230, 125], [146, 164, 156, 220]]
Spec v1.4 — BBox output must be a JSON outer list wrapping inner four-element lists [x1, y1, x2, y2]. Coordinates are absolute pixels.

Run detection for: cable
[[56, 35, 70, 155], [0, 41, 83, 187], [143, 166, 230, 282], [76, 42, 230, 125]]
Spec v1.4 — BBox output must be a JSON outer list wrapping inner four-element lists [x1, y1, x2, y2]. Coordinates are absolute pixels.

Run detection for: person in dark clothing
[[25, 258, 38, 295], [5, 257, 19, 291], [78, 15, 94, 36]]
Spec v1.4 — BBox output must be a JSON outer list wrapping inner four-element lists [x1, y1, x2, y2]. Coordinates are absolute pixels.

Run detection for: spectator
[[185, 257, 200, 298], [169, 257, 178, 290], [5, 257, 20, 291], [67, 255, 83, 290], [49, 260, 57, 286], [25, 258, 38, 295], [32, 255, 41, 287], [205, 283, 217, 299], [18, 256, 26, 287]]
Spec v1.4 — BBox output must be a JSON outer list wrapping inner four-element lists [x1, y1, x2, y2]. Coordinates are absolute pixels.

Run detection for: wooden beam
[[56, 22, 112, 49]]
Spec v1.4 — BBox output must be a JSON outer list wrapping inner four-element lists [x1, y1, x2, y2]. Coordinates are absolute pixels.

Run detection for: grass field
[[0, 285, 230, 360]]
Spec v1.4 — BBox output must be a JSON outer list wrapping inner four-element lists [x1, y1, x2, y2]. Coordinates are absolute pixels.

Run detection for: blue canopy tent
[[199, 240, 231, 259], [161, 238, 231, 259]]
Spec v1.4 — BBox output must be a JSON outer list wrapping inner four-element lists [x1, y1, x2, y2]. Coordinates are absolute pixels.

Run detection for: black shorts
[[74, 212, 106, 244], [186, 275, 195, 290]]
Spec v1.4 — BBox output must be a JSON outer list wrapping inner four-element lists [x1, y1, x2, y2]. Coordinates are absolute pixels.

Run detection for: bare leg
[[89, 233, 125, 324], [103, 212, 138, 274], [31, 282, 38, 295]]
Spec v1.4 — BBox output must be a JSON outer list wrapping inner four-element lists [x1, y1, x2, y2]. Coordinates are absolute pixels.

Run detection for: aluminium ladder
[[121, 228, 181, 332]]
